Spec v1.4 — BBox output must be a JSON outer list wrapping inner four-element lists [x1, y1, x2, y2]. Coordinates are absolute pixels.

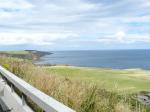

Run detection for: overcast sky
[[0, 0, 150, 51]]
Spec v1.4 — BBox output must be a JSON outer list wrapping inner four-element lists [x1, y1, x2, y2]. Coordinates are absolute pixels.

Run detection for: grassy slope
[[0, 50, 51, 61], [0, 54, 150, 111], [0, 50, 33, 60], [46, 66, 150, 92], [1, 51, 29, 54], [1, 51, 150, 92]]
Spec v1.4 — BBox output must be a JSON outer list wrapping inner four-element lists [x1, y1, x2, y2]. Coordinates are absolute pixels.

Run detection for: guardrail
[[0, 65, 75, 112]]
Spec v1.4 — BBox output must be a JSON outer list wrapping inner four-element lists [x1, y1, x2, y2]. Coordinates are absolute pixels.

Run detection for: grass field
[[0, 50, 30, 55], [0, 50, 51, 61], [46, 66, 150, 93], [0, 55, 150, 112], [47, 66, 150, 92]]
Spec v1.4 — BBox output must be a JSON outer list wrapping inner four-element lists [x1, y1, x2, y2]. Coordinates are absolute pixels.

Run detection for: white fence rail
[[0, 65, 75, 112]]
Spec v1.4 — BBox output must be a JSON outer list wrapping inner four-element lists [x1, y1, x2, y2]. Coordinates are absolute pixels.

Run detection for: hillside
[[0, 56, 150, 111], [0, 50, 52, 60]]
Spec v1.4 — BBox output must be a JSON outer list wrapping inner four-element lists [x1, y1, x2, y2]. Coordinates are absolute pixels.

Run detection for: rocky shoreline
[[25, 50, 52, 60]]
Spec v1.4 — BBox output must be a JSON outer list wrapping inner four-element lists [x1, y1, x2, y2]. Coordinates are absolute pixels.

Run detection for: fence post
[[22, 94, 27, 106]]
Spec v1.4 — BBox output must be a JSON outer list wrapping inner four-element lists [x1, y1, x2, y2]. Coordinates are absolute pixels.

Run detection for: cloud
[[0, 0, 34, 10], [0, 0, 150, 50], [96, 31, 150, 44], [115, 31, 126, 42], [0, 32, 78, 45]]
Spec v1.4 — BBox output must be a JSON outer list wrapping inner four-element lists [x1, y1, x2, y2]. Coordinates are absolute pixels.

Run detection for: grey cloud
[[0, 0, 150, 50]]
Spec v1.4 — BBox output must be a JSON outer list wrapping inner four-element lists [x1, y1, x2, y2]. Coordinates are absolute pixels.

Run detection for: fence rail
[[0, 65, 75, 112]]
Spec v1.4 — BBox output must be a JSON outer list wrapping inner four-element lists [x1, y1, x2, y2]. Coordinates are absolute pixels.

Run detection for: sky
[[0, 0, 150, 51]]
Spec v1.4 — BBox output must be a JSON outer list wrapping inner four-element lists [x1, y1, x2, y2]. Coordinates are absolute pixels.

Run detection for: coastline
[[0, 50, 150, 111], [1, 50, 150, 71], [0, 50, 52, 61]]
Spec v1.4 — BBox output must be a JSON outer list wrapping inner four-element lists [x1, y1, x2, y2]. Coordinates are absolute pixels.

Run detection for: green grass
[[0, 50, 36, 60], [46, 66, 150, 93], [1, 56, 150, 112], [0, 50, 29, 55]]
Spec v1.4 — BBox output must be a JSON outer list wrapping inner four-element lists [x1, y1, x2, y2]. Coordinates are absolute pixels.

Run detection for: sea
[[36, 50, 150, 70]]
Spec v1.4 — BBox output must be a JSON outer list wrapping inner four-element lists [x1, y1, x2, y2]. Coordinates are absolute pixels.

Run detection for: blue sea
[[36, 50, 150, 70]]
